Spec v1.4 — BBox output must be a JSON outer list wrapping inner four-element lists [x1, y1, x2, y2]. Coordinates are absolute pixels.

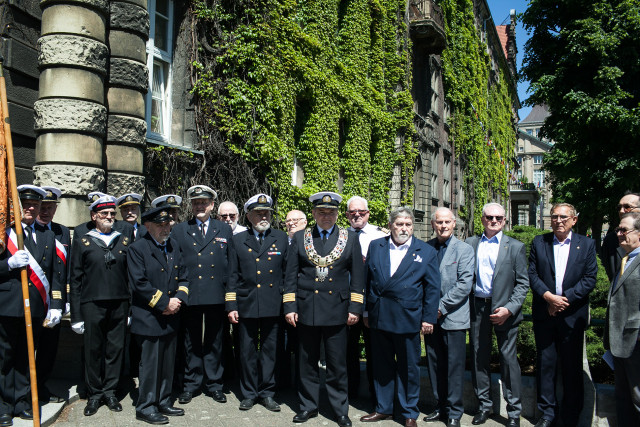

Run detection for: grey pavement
[[39, 376, 534, 427]]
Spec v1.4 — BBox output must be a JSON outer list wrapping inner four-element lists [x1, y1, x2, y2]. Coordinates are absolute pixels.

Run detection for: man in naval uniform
[[284, 191, 365, 427], [226, 194, 287, 412], [151, 194, 182, 225], [172, 185, 235, 405], [74, 192, 134, 243], [34, 186, 71, 404], [0, 185, 62, 425], [128, 207, 189, 425], [117, 193, 146, 240]]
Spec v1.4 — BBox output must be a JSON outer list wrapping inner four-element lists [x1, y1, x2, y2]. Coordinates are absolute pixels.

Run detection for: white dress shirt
[[389, 237, 412, 277], [475, 231, 502, 297], [196, 217, 210, 236], [553, 231, 572, 295], [233, 224, 248, 235], [350, 222, 389, 258]]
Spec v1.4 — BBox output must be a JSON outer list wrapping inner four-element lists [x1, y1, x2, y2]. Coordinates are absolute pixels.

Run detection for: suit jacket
[[69, 232, 132, 323], [283, 225, 365, 326], [426, 236, 475, 330], [0, 224, 62, 318], [226, 228, 287, 318], [133, 223, 147, 241], [528, 232, 597, 329], [365, 236, 441, 334], [466, 233, 529, 330], [36, 221, 71, 305], [605, 248, 640, 358], [127, 234, 189, 336], [600, 230, 621, 282], [172, 217, 234, 305]]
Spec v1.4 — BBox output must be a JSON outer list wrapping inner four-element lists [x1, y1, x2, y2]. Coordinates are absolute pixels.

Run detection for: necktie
[[258, 233, 264, 245], [159, 244, 168, 262], [322, 230, 328, 241], [620, 255, 629, 278], [355, 228, 362, 234], [25, 225, 34, 247], [200, 223, 206, 238]]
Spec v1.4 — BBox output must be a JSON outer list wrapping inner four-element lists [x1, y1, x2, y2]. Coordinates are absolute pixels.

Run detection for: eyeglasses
[[484, 215, 504, 222], [615, 227, 638, 235], [617, 204, 639, 212], [550, 214, 572, 221], [219, 214, 236, 220], [97, 211, 117, 218], [285, 218, 305, 224], [347, 209, 369, 216]]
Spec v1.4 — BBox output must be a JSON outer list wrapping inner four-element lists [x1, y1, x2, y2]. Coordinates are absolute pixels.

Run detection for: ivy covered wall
[[189, 0, 416, 225]]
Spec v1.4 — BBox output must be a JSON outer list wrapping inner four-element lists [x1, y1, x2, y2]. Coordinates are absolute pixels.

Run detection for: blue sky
[[486, 0, 532, 121]]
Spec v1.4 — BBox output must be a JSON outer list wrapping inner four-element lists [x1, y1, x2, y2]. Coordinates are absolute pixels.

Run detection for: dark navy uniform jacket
[[36, 221, 71, 306], [365, 236, 441, 334], [127, 234, 189, 337], [0, 225, 62, 318], [69, 232, 131, 323], [226, 228, 288, 318], [283, 225, 365, 326], [172, 218, 234, 306]]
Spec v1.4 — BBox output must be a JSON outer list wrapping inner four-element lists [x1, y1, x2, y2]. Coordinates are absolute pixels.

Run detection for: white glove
[[64, 302, 71, 315], [44, 309, 62, 328], [8, 250, 29, 270], [127, 316, 132, 327], [71, 321, 85, 334]]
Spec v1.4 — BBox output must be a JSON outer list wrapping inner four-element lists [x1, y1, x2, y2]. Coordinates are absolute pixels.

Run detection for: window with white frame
[[443, 154, 451, 203], [146, 0, 173, 141], [430, 150, 438, 200], [533, 169, 545, 187], [533, 154, 543, 164]]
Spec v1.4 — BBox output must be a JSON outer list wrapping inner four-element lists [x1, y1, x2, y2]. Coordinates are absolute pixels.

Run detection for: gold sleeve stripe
[[350, 293, 364, 304], [178, 286, 189, 295], [149, 290, 163, 308], [66, 284, 70, 293], [283, 293, 296, 303], [225, 292, 236, 302], [52, 291, 62, 299]]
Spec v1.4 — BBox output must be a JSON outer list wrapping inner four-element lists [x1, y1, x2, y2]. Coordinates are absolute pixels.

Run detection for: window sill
[[146, 137, 204, 155]]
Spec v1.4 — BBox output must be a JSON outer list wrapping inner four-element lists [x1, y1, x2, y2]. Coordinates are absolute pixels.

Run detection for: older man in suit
[[360, 206, 440, 427], [424, 207, 474, 427], [601, 193, 640, 281], [605, 211, 640, 427], [528, 203, 597, 427], [466, 203, 529, 427]]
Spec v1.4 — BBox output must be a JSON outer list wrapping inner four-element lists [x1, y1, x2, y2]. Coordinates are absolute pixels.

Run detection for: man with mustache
[[226, 194, 287, 412], [360, 207, 440, 427], [128, 207, 189, 424], [117, 193, 146, 240]]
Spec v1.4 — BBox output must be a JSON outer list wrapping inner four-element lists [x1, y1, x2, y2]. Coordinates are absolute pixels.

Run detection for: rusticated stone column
[[106, 0, 149, 196], [34, 0, 109, 227]]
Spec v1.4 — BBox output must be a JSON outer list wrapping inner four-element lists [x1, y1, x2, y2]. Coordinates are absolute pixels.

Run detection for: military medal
[[303, 227, 348, 281]]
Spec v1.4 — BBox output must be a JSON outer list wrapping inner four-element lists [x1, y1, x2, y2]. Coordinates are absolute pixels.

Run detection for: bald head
[[218, 201, 240, 230], [285, 209, 307, 238]]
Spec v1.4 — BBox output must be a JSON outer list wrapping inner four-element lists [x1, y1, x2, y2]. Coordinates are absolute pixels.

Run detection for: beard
[[393, 231, 411, 245], [253, 221, 271, 233]]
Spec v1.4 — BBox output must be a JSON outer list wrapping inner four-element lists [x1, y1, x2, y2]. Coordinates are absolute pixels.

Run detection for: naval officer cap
[[142, 206, 172, 224], [187, 185, 217, 200], [309, 191, 342, 209], [90, 195, 117, 212], [17, 185, 47, 201], [116, 193, 142, 208], [41, 186, 62, 203], [244, 193, 274, 213], [151, 194, 182, 209], [87, 191, 107, 203]]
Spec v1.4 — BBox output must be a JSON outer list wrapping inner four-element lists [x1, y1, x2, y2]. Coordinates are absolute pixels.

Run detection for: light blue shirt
[[475, 231, 502, 297]]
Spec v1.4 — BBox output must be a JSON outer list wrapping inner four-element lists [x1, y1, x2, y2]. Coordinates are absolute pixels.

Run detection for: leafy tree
[[521, 0, 640, 245]]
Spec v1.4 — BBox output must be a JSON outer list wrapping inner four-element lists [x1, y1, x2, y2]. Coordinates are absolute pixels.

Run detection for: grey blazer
[[605, 247, 640, 358], [466, 233, 529, 330], [427, 236, 475, 330]]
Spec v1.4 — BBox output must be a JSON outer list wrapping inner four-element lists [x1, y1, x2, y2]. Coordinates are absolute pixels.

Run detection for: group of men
[[0, 182, 637, 427]]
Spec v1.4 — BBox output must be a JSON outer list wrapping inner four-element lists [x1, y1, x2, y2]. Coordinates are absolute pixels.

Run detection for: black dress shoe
[[337, 415, 352, 427], [423, 409, 443, 422], [0, 413, 11, 427], [293, 409, 319, 423], [159, 406, 185, 416], [239, 398, 254, 410], [84, 399, 100, 416], [361, 412, 392, 422], [261, 396, 280, 412], [49, 394, 65, 403], [105, 396, 122, 412], [472, 410, 491, 425], [447, 419, 460, 427], [210, 390, 227, 403], [135, 411, 169, 425], [507, 417, 520, 427], [17, 410, 32, 420], [534, 419, 553, 427], [178, 391, 193, 404]]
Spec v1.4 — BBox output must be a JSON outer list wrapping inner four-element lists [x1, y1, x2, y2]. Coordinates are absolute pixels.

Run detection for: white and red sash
[[6, 228, 51, 310], [55, 239, 67, 266]]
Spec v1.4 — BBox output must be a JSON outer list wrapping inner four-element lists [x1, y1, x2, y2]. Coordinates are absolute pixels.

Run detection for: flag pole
[[0, 57, 40, 426]]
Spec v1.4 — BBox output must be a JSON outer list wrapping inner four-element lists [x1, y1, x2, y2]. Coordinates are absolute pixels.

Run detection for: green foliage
[[190, 0, 415, 225], [439, 0, 517, 233], [521, 0, 640, 243]]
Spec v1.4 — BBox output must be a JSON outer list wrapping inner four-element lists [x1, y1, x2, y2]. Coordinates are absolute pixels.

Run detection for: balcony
[[409, 0, 446, 52]]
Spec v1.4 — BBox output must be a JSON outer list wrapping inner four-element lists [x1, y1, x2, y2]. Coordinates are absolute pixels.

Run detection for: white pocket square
[[414, 255, 423, 263]]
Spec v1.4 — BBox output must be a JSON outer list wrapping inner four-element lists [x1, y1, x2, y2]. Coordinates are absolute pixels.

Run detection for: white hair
[[431, 207, 456, 222], [346, 196, 368, 210], [481, 202, 505, 216]]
